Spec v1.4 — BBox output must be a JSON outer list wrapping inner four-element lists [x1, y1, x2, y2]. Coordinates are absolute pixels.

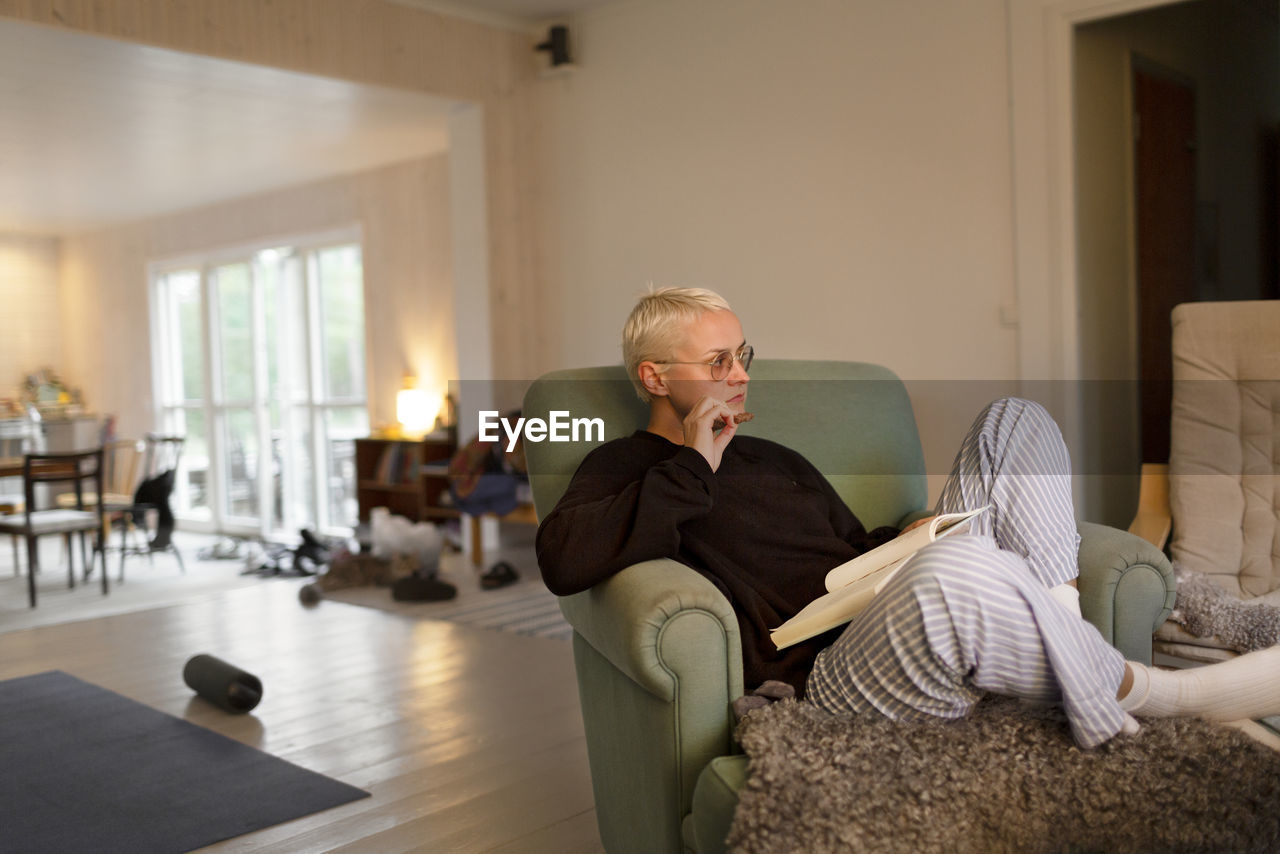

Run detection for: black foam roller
[[183, 654, 262, 713]]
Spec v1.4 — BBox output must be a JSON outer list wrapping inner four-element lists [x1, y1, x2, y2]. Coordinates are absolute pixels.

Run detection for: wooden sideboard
[[353, 434, 459, 524]]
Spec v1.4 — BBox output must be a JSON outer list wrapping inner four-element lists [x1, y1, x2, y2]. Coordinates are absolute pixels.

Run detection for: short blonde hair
[[622, 286, 732, 403]]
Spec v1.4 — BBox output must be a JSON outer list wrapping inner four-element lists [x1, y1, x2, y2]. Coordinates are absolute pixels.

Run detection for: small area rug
[[0, 671, 369, 854], [325, 578, 572, 641], [729, 696, 1280, 854]]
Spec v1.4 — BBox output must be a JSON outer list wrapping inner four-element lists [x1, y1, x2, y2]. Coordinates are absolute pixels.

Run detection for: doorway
[[1070, 0, 1280, 526], [1133, 61, 1196, 465]]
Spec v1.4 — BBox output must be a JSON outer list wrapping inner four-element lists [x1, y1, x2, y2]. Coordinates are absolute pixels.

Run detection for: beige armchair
[[1129, 299, 1280, 663]]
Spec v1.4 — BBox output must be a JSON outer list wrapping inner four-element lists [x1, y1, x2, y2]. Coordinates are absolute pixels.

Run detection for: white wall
[[0, 234, 62, 400], [530, 0, 1020, 481], [58, 155, 454, 440]]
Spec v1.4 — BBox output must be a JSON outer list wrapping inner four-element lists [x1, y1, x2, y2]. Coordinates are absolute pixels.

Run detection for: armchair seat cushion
[[686, 756, 748, 854]]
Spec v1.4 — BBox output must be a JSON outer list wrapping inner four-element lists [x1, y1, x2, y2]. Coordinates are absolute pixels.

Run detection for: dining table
[[0, 456, 21, 478]]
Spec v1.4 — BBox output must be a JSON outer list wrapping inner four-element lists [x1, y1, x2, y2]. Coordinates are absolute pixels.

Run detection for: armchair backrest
[[1170, 299, 1280, 597], [522, 359, 928, 528]]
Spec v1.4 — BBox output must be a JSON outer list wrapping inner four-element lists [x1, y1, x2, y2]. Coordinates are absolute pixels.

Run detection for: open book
[[769, 505, 989, 650]]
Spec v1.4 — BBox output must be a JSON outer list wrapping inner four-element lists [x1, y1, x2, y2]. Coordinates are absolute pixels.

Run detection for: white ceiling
[[0, 18, 459, 235]]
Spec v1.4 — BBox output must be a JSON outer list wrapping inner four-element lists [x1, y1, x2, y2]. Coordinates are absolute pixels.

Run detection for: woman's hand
[[683, 396, 740, 472]]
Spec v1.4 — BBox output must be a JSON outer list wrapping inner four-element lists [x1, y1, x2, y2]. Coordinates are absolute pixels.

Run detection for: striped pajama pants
[[805, 397, 1130, 748]]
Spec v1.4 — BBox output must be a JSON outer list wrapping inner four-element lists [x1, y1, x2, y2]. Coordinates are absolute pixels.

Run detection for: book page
[[926, 505, 988, 539], [770, 574, 883, 649], [823, 505, 987, 593]]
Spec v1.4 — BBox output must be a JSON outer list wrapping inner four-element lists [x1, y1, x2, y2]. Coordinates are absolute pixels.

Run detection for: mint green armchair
[[523, 361, 1175, 854]]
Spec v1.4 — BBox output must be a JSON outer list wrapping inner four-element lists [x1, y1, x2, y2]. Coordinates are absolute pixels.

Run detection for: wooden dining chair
[[55, 438, 144, 513], [0, 418, 40, 575], [55, 438, 144, 575], [0, 448, 108, 607], [1, 441, 24, 576]]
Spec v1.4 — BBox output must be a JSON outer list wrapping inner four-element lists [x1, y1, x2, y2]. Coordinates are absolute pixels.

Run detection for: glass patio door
[[153, 235, 368, 538]]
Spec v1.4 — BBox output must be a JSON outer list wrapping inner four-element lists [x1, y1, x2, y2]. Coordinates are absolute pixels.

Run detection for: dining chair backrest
[[23, 448, 106, 514], [142, 434, 184, 480], [103, 439, 145, 498]]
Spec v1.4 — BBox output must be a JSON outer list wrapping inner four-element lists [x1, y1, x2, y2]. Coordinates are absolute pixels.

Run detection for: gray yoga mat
[[0, 670, 369, 854]]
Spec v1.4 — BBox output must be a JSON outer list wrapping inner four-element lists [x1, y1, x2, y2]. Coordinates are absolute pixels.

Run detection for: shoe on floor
[[392, 572, 457, 602], [480, 561, 519, 590]]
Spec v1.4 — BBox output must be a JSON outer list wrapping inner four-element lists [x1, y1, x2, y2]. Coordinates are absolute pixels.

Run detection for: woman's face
[[653, 309, 750, 417]]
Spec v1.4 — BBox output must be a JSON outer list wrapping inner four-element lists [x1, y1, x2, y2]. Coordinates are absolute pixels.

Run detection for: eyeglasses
[[653, 344, 754, 381]]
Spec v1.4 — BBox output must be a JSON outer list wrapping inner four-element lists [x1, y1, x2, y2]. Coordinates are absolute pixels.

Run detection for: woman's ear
[[638, 362, 669, 398]]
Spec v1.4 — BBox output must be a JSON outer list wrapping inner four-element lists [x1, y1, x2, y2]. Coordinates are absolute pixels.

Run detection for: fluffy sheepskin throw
[[1170, 564, 1280, 653], [729, 697, 1280, 854]]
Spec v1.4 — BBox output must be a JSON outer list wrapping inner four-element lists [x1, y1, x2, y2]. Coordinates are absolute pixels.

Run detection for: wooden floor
[[0, 555, 604, 851], [0, 533, 264, 632]]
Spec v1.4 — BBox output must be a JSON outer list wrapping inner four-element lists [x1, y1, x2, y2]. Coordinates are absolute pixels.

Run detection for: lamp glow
[[396, 377, 439, 437]]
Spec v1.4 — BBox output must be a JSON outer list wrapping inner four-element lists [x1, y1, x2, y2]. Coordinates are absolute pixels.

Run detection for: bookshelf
[[354, 433, 458, 524]]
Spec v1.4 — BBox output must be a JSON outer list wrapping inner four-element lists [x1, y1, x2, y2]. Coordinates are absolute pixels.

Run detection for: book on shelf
[[374, 443, 397, 483], [374, 442, 422, 485], [769, 505, 989, 651], [401, 453, 420, 484]]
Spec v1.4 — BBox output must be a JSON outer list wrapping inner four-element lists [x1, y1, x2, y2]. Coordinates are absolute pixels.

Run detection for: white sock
[[1048, 582, 1081, 620], [1119, 646, 1280, 721]]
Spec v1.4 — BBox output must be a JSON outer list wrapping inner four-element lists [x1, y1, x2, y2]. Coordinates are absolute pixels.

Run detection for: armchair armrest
[[557, 559, 743, 854], [559, 558, 744, 702], [1077, 521, 1176, 665]]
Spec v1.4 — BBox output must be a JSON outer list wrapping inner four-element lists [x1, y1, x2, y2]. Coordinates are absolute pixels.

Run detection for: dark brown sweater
[[536, 430, 899, 695]]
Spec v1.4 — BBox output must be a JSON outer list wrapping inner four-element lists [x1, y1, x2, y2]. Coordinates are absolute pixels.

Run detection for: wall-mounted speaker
[[536, 25, 572, 68]]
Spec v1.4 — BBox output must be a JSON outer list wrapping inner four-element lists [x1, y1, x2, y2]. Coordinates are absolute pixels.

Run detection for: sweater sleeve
[[536, 441, 717, 596]]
